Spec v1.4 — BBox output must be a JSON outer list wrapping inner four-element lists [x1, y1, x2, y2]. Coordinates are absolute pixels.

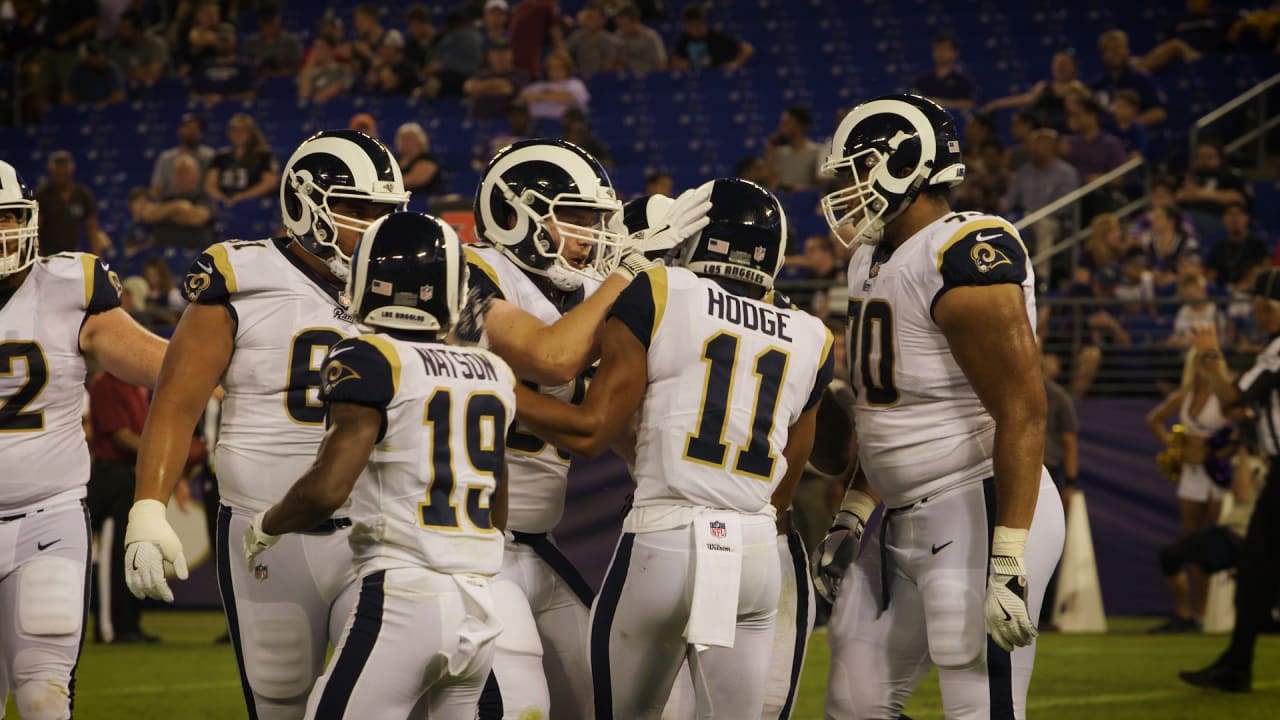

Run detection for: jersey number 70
[[848, 299, 899, 405]]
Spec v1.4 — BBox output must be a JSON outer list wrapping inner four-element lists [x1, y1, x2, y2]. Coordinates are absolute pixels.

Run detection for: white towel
[[685, 512, 742, 650], [449, 574, 503, 677]]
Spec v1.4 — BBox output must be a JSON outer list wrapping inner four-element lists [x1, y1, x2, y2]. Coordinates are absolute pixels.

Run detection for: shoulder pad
[[935, 216, 1028, 290], [320, 335, 400, 409], [38, 252, 122, 313], [182, 241, 261, 304]]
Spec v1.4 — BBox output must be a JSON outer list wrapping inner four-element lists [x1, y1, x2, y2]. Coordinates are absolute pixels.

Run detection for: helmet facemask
[[0, 200, 39, 278], [287, 168, 408, 280], [821, 145, 918, 248], [501, 183, 624, 291]]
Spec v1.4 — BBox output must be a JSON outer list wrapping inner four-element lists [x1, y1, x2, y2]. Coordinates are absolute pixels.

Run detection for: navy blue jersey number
[[847, 299, 898, 405], [286, 329, 346, 425], [0, 341, 48, 432], [420, 389, 506, 532]]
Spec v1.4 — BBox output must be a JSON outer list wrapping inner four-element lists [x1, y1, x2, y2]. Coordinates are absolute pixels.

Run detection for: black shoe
[[112, 630, 162, 645], [1178, 661, 1251, 692], [214, 631, 231, 644], [1149, 615, 1198, 634]]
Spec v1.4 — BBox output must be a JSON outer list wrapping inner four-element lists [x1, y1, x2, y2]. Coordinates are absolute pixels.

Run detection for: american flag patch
[[371, 279, 393, 296], [710, 520, 726, 538], [707, 238, 730, 255], [948, 140, 961, 154]]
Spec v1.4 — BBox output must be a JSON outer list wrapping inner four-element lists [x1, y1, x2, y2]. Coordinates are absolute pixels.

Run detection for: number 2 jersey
[[845, 212, 1037, 508], [183, 238, 357, 512], [610, 266, 834, 513], [0, 253, 121, 513], [319, 333, 517, 576], [465, 245, 598, 534]]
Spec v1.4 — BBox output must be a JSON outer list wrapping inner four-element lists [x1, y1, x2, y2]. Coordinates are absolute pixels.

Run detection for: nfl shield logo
[[753, 246, 767, 263], [710, 520, 726, 538], [254, 564, 269, 581], [420, 284, 434, 301]]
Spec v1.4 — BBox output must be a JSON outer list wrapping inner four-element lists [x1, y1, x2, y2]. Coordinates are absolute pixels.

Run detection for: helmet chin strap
[[325, 254, 350, 281], [546, 263, 584, 291]]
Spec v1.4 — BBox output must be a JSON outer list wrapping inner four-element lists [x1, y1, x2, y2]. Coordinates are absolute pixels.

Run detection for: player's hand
[[985, 526, 1037, 651], [611, 246, 661, 282], [123, 499, 189, 603], [811, 510, 865, 603], [635, 183, 714, 259], [243, 511, 280, 570]]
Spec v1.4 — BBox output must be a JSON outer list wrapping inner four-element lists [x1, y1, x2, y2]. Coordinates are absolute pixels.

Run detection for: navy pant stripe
[[477, 671, 504, 719], [512, 531, 596, 606], [590, 532, 635, 720], [982, 478, 1016, 720], [779, 529, 810, 719], [217, 505, 261, 720], [315, 570, 387, 718], [68, 501, 91, 716]]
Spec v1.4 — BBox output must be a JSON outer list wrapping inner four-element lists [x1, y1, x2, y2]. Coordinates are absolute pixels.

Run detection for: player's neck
[[0, 267, 30, 290], [287, 239, 342, 287], [886, 198, 950, 250]]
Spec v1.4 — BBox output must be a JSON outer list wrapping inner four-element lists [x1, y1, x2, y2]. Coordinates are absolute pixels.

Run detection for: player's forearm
[[135, 402, 205, 503], [515, 389, 606, 456], [492, 275, 626, 385], [261, 468, 350, 535], [992, 396, 1046, 530]]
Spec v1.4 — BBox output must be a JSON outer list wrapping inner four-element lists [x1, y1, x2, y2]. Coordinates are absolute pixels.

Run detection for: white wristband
[[838, 489, 876, 524], [992, 525, 1028, 558]]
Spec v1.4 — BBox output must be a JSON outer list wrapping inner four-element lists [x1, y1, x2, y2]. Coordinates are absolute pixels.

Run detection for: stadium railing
[[1190, 72, 1280, 173]]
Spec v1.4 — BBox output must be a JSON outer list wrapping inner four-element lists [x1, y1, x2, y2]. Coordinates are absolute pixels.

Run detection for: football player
[[811, 94, 1065, 719], [0, 160, 167, 720], [513, 178, 834, 719], [122, 130, 410, 720], [244, 212, 515, 719], [464, 138, 708, 719]]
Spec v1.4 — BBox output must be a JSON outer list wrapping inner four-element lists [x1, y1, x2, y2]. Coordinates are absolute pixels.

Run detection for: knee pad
[[18, 557, 83, 637], [922, 580, 986, 670], [242, 603, 315, 700], [13, 648, 73, 720]]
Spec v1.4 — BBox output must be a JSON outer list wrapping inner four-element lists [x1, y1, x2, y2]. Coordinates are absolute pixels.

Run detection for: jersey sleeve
[[931, 218, 1029, 316], [465, 247, 505, 302], [607, 265, 667, 349], [804, 325, 836, 411], [319, 336, 400, 411], [82, 254, 123, 315], [182, 243, 239, 306]]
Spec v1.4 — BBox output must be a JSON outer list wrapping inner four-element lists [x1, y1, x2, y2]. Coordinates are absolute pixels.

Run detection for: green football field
[[7, 612, 1279, 719]]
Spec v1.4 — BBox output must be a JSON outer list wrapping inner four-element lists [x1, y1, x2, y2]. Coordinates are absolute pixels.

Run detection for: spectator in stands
[[140, 255, 186, 324], [510, 0, 566, 78], [764, 105, 822, 192], [191, 23, 255, 103], [1170, 270, 1226, 348], [465, 41, 531, 121], [734, 155, 776, 191], [404, 4, 436, 70], [1207, 203, 1269, 289], [1092, 29, 1168, 127], [567, 5, 622, 77], [671, 3, 753, 73], [1177, 141, 1251, 241], [519, 52, 589, 125], [419, 10, 485, 98], [1062, 95, 1128, 183], [349, 113, 379, 139], [1074, 212, 1131, 294], [152, 113, 216, 199], [177, 0, 221, 75], [982, 50, 1090, 131], [911, 33, 975, 112], [955, 140, 1009, 216], [1131, 176, 1197, 240], [297, 35, 354, 103], [307, 10, 353, 67], [475, 103, 535, 169], [363, 30, 418, 96], [961, 112, 998, 155], [1041, 352, 1079, 502], [1141, 0, 1235, 72], [1007, 111, 1039, 171], [479, 0, 510, 50], [244, 3, 303, 78], [614, 3, 666, 75], [1001, 128, 1079, 259], [1110, 90, 1149, 160], [35, 151, 106, 255], [37, 0, 99, 115], [108, 11, 168, 87], [1139, 204, 1201, 287], [63, 40, 126, 108], [121, 188, 156, 257], [644, 170, 673, 197], [205, 113, 279, 210], [138, 153, 217, 250], [784, 233, 841, 319], [562, 107, 613, 168], [395, 122, 446, 200], [351, 4, 387, 75]]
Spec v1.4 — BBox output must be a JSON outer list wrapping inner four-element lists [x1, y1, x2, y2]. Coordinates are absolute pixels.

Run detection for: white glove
[[123, 499, 189, 602], [243, 510, 280, 571], [810, 489, 875, 604], [452, 286, 494, 347], [611, 246, 661, 282], [985, 526, 1038, 652], [633, 184, 714, 259]]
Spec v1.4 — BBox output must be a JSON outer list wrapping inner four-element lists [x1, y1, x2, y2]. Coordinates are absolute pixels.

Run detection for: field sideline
[[6, 613, 1278, 718]]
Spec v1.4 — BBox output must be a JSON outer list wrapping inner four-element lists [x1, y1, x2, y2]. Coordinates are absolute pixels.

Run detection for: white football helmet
[[0, 161, 39, 278]]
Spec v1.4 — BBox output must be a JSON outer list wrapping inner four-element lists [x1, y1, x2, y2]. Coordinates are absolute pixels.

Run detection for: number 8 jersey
[[845, 212, 1036, 509], [610, 265, 834, 513], [0, 253, 121, 513], [182, 238, 358, 512]]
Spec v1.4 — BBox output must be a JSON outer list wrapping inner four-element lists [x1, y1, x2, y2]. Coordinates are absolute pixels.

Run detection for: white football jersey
[[0, 253, 122, 513], [613, 266, 834, 513], [181, 238, 359, 512], [465, 245, 600, 533], [845, 211, 1036, 508], [319, 333, 517, 575]]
